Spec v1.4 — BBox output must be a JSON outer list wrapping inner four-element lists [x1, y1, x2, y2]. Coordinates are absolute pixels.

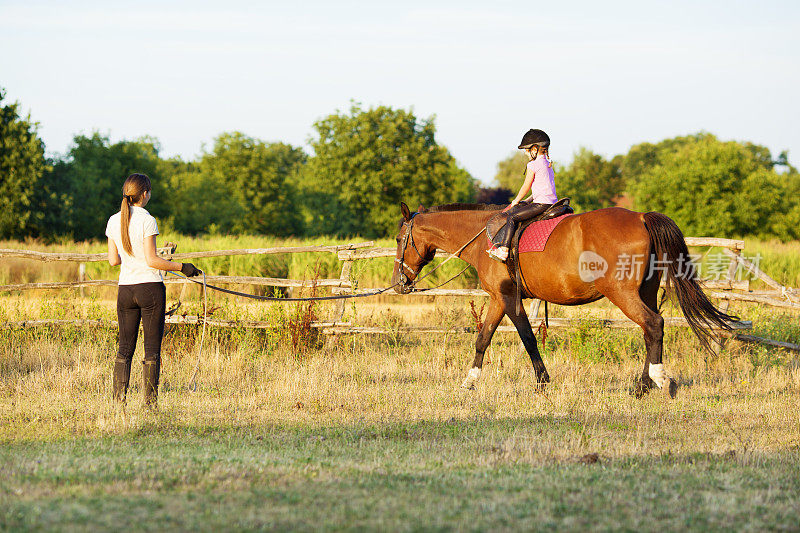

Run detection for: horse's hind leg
[[637, 273, 678, 398], [462, 298, 506, 389], [597, 276, 676, 398]]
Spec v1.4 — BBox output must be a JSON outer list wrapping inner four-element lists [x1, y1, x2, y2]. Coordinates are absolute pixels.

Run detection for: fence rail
[[3, 235, 799, 351], [336, 237, 746, 261], [0, 241, 374, 263], [1, 276, 352, 293], [320, 318, 754, 336], [0, 317, 349, 330]]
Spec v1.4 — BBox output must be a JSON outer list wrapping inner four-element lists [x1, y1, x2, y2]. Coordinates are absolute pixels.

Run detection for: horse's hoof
[[667, 378, 678, 399], [631, 378, 655, 399]]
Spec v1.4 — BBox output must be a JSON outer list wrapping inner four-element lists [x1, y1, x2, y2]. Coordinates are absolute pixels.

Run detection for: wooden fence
[[1, 237, 799, 350]]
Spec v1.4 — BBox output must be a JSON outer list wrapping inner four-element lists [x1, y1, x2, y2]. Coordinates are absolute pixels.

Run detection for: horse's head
[[391, 202, 436, 294]]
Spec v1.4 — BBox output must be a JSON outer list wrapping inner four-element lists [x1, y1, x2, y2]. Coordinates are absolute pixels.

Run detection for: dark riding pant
[[113, 282, 165, 404], [117, 282, 166, 363], [488, 201, 552, 249]]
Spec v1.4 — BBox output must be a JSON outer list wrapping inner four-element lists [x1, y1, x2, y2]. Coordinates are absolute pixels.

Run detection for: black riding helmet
[[518, 129, 550, 150]]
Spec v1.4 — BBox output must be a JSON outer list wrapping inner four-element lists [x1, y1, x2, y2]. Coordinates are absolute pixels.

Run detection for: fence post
[[78, 263, 86, 298], [720, 249, 740, 314], [333, 260, 353, 323]]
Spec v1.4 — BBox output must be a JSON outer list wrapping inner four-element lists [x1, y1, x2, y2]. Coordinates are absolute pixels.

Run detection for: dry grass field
[[1, 289, 799, 531], [1, 236, 800, 530]]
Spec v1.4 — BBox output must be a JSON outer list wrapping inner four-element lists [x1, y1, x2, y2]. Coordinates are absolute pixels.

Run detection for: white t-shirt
[[105, 206, 163, 285]]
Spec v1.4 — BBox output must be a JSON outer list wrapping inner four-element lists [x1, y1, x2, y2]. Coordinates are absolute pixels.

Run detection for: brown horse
[[391, 202, 737, 397]]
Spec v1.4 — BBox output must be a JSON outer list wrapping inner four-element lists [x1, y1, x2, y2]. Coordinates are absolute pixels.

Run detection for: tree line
[[0, 91, 475, 241], [494, 134, 799, 240], [2, 87, 798, 241]]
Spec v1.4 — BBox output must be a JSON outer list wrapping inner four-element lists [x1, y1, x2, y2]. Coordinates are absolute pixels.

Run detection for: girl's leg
[[139, 282, 166, 407], [509, 202, 550, 224], [492, 203, 546, 247], [488, 203, 553, 261], [114, 285, 140, 403]]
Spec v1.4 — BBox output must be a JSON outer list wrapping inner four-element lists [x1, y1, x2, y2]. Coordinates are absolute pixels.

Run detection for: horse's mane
[[423, 202, 506, 213]]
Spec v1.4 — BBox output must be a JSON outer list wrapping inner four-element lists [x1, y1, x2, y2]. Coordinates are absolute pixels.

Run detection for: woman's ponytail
[[119, 174, 152, 256], [120, 195, 133, 255]]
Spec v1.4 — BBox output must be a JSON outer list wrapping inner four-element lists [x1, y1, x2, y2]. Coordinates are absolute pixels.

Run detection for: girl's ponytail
[[542, 146, 552, 168], [119, 173, 152, 256]]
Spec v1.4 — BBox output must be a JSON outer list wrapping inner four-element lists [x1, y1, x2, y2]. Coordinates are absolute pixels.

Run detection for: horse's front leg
[[461, 297, 506, 390], [504, 295, 550, 389]]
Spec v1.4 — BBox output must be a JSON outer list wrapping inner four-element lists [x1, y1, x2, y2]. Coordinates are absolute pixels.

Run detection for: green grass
[[1, 302, 799, 531], [2, 235, 800, 531], [741, 238, 800, 287], [2, 423, 799, 531]]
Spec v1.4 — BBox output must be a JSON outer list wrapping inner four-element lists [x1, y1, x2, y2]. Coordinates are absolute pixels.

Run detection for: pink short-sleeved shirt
[[526, 155, 558, 204]]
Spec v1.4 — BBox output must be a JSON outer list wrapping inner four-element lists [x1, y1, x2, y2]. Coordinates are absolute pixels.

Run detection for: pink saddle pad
[[518, 214, 572, 253]]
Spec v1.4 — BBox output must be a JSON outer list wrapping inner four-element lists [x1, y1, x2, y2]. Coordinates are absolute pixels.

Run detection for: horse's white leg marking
[[461, 367, 481, 389], [648, 363, 668, 388]]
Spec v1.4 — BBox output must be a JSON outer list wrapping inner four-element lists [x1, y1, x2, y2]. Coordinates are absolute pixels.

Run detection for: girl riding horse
[[393, 202, 738, 397], [487, 128, 557, 262]]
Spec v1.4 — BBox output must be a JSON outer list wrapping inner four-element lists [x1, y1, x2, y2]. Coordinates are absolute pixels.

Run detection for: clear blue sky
[[2, 0, 798, 184]]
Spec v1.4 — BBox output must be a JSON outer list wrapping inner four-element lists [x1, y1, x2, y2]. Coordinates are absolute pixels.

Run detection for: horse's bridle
[[395, 214, 486, 293], [395, 216, 429, 291]]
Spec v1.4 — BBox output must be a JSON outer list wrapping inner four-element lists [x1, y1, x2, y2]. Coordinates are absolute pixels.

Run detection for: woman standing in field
[[106, 173, 201, 408]]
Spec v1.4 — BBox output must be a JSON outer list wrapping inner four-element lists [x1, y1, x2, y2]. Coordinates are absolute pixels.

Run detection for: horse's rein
[[168, 223, 479, 390], [171, 219, 482, 301]]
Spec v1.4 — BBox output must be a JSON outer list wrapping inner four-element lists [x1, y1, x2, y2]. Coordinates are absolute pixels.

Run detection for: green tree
[[0, 89, 49, 238], [52, 133, 165, 240], [302, 103, 476, 238], [155, 157, 224, 235], [762, 165, 800, 240], [557, 148, 623, 212], [198, 132, 305, 236], [626, 133, 791, 237], [30, 158, 73, 238], [493, 151, 528, 192]]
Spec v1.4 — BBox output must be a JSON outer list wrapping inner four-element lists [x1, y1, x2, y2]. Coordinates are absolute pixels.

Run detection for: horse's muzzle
[[394, 283, 413, 295]]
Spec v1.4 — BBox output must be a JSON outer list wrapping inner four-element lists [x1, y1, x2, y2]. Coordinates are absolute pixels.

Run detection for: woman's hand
[[180, 262, 202, 277]]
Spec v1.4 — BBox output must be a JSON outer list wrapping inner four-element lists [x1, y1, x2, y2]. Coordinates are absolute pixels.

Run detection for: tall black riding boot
[[113, 357, 132, 404], [142, 357, 161, 409], [487, 217, 514, 249]]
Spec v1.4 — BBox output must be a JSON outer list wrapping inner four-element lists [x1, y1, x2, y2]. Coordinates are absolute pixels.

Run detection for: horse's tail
[[643, 212, 739, 353]]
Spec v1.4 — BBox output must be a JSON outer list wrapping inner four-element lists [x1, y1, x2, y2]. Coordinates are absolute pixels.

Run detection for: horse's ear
[[400, 202, 411, 221], [418, 204, 428, 213]]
